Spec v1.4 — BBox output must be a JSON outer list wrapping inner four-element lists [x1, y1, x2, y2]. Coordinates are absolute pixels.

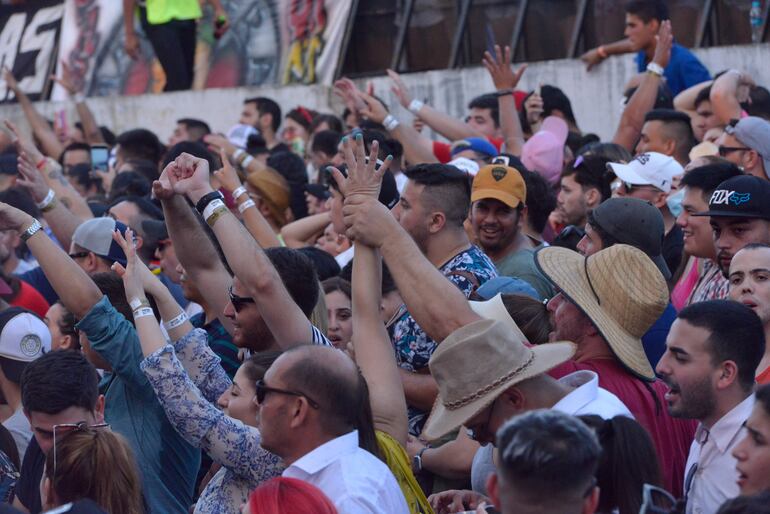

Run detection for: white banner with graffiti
[[0, 0, 352, 103]]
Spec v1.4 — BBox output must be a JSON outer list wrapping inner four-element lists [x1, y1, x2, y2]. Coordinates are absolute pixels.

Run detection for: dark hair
[[747, 86, 770, 120], [339, 259, 396, 295], [286, 107, 318, 132], [677, 300, 765, 391], [91, 272, 145, 327], [162, 141, 217, 172], [496, 410, 600, 508], [0, 187, 39, 219], [579, 415, 662, 514], [542, 85, 577, 125], [21, 351, 99, 415], [55, 301, 81, 351], [120, 158, 160, 184], [694, 86, 713, 110], [623, 84, 674, 110], [561, 155, 613, 201], [717, 492, 770, 514], [72, 124, 116, 147], [643, 109, 696, 164], [68, 163, 106, 198], [266, 247, 319, 317], [310, 130, 342, 157], [116, 129, 164, 164], [680, 162, 743, 199], [246, 97, 282, 133], [322, 276, 351, 300], [240, 350, 282, 384], [59, 142, 91, 165], [757, 383, 770, 418], [297, 246, 341, 281], [520, 168, 556, 234], [501, 294, 552, 344], [0, 425, 19, 470], [310, 114, 343, 135], [108, 172, 151, 202], [402, 163, 471, 229], [267, 152, 309, 220], [177, 118, 211, 141], [625, 0, 669, 22], [577, 142, 633, 163], [468, 94, 500, 127]]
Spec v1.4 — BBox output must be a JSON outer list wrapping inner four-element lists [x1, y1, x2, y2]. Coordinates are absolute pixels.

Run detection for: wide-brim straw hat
[[535, 244, 668, 381], [422, 318, 575, 441]]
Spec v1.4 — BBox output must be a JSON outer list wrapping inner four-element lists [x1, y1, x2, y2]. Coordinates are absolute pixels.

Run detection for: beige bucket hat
[[535, 244, 668, 381], [422, 318, 575, 441]]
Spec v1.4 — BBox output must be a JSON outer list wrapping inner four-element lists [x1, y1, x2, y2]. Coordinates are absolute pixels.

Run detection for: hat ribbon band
[[585, 257, 601, 306], [443, 350, 536, 411]]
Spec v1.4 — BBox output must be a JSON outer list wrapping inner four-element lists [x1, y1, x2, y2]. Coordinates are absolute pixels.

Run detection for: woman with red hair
[[241, 477, 337, 514]]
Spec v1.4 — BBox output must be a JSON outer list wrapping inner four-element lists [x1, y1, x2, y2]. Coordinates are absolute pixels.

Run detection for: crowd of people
[[0, 1, 768, 513]]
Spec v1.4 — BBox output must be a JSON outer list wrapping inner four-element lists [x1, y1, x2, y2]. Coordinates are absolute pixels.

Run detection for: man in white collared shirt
[[656, 300, 766, 514], [256, 345, 409, 514]]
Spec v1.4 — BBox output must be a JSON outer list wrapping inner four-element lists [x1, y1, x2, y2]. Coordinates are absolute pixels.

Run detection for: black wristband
[[495, 88, 515, 97], [195, 191, 224, 214]]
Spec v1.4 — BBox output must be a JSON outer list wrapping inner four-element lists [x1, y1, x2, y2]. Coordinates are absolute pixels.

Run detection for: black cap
[[379, 170, 400, 210], [693, 175, 770, 220], [0, 153, 17, 175], [590, 198, 671, 280], [304, 183, 331, 200]]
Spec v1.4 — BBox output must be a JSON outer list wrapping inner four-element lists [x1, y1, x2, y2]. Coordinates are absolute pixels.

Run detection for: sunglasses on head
[[53, 421, 110, 477], [610, 179, 659, 194], [228, 286, 255, 312], [254, 379, 320, 409]]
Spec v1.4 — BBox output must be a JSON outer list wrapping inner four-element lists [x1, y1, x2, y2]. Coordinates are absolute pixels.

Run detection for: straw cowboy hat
[[422, 318, 575, 441], [535, 244, 668, 381]]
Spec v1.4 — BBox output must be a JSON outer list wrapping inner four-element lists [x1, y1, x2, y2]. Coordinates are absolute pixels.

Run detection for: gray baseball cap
[[728, 116, 770, 178], [590, 198, 670, 279], [72, 217, 129, 266]]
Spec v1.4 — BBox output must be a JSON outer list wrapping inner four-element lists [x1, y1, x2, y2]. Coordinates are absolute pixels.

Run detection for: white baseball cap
[[607, 152, 683, 193], [0, 308, 51, 383]]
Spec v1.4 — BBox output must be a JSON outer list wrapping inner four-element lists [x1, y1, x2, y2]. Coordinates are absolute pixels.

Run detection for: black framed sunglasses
[[68, 251, 90, 260], [718, 145, 750, 157], [53, 421, 110, 477], [254, 379, 320, 409], [228, 286, 255, 312]]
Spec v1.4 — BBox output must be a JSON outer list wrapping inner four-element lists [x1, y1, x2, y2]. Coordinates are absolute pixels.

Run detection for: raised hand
[[0, 202, 34, 232], [152, 165, 177, 201], [334, 78, 368, 115], [358, 92, 390, 125], [111, 227, 164, 299], [50, 60, 82, 96], [330, 133, 392, 200], [4, 120, 44, 164], [341, 195, 397, 248], [482, 45, 527, 90], [652, 20, 673, 69], [212, 148, 242, 193], [386, 69, 412, 109], [2, 67, 19, 93], [203, 133, 236, 158], [16, 151, 50, 203], [524, 91, 544, 128], [164, 152, 213, 200], [580, 48, 604, 71]]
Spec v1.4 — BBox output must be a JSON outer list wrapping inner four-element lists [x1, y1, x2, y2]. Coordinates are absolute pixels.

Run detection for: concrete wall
[[1, 44, 768, 145]]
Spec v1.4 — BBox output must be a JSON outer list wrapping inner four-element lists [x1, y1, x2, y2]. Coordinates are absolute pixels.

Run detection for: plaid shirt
[[687, 260, 729, 306]]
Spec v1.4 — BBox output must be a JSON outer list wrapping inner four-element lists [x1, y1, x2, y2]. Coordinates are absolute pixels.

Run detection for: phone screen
[[91, 146, 109, 172]]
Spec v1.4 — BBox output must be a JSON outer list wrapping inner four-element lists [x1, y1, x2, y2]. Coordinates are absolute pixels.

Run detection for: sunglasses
[[718, 145, 750, 157], [53, 421, 110, 477], [68, 251, 90, 260], [639, 483, 684, 514], [610, 179, 660, 194], [254, 379, 320, 409], [228, 286, 255, 312]]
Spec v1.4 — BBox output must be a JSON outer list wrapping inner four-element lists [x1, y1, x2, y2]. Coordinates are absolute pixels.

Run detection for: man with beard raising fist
[[656, 300, 765, 514]]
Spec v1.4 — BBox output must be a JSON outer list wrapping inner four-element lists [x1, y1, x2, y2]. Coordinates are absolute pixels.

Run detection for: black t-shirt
[[16, 436, 44, 514], [663, 223, 684, 277]]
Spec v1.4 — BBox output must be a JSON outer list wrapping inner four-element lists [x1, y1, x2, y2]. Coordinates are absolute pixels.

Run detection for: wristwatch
[[413, 446, 430, 473], [20, 219, 42, 243]]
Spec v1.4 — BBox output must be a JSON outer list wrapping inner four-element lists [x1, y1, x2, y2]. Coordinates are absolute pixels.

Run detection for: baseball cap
[[0, 307, 51, 383], [590, 198, 671, 279], [141, 219, 168, 242], [521, 116, 569, 186], [450, 137, 499, 159], [727, 116, 770, 176], [72, 218, 129, 266], [471, 165, 527, 208], [474, 276, 540, 301], [448, 157, 480, 176], [693, 175, 770, 220], [607, 152, 683, 193], [305, 183, 331, 201]]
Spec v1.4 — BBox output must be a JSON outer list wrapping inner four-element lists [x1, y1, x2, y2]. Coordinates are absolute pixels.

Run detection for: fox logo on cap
[[710, 190, 751, 206]]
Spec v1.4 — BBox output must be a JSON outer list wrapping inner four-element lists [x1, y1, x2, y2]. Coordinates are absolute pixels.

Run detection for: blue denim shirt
[[77, 296, 199, 514], [636, 43, 711, 96]]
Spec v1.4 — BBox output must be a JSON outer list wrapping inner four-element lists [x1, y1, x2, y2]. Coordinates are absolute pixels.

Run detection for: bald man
[[256, 346, 409, 513]]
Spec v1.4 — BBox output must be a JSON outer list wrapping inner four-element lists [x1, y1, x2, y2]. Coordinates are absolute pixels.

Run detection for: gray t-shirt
[[3, 407, 31, 462]]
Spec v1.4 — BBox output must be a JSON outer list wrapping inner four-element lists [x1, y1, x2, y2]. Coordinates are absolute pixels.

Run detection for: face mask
[[666, 188, 685, 218]]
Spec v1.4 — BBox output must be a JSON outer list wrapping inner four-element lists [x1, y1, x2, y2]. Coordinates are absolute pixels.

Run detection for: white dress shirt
[[282, 430, 409, 514], [552, 370, 634, 419], [684, 394, 754, 514]]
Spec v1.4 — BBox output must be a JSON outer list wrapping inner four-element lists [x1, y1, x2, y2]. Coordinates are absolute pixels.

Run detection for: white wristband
[[383, 114, 400, 132], [233, 149, 245, 161], [129, 297, 150, 311], [36, 189, 55, 210], [241, 155, 254, 168], [232, 186, 247, 200], [238, 199, 256, 213], [72, 92, 86, 104], [202, 198, 226, 222], [133, 307, 154, 319], [163, 311, 188, 330], [646, 62, 664, 77], [408, 99, 424, 113]]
